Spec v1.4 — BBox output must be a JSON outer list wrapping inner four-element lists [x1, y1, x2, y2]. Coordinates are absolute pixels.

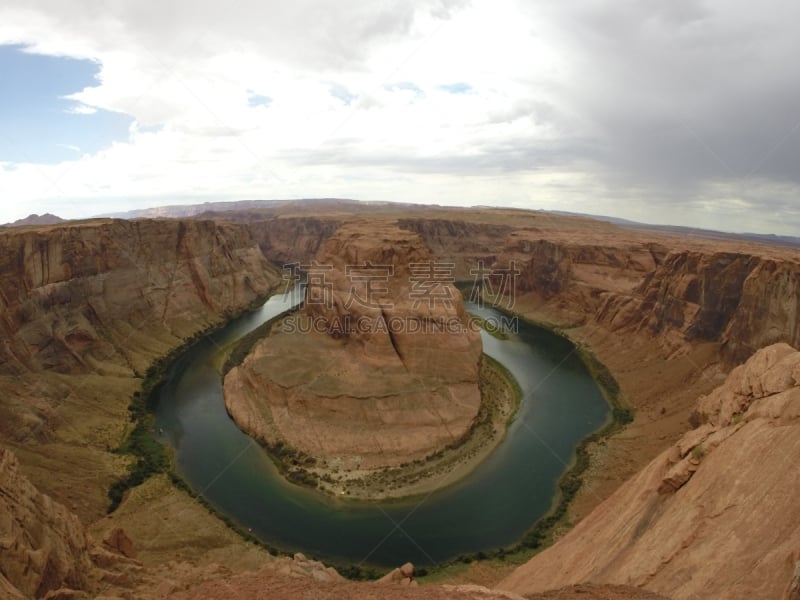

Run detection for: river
[[154, 291, 609, 568]]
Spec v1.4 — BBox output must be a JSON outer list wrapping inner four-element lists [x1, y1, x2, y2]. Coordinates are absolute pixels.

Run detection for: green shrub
[[691, 444, 706, 460], [613, 406, 634, 425]]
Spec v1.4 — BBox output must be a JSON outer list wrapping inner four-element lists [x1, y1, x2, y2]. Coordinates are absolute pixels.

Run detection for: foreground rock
[[0, 447, 93, 597], [378, 562, 417, 586], [2, 445, 659, 600], [225, 221, 483, 472], [168, 567, 664, 600], [498, 343, 800, 600]]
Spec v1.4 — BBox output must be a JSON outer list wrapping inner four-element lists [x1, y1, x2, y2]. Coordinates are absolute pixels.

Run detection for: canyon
[[1, 201, 799, 598], [0, 218, 281, 524]]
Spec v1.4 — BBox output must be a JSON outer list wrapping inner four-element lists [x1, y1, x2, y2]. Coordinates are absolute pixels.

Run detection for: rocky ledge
[[499, 342, 800, 600]]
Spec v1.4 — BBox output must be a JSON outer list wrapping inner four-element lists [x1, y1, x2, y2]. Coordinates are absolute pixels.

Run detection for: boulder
[[102, 528, 137, 559]]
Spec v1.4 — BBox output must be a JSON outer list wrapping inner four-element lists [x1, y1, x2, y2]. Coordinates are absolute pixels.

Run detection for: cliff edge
[[498, 342, 800, 600], [0, 447, 93, 598]]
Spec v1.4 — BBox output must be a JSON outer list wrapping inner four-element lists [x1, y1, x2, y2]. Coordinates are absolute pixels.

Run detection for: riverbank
[[144, 291, 625, 578], [302, 353, 521, 500], [418, 295, 717, 589], [220, 320, 522, 501], [107, 290, 279, 512], [214, 298, 626, 556]]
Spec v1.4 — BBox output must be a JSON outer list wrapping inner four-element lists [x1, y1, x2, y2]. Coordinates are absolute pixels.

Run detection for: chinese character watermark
[[344, 264, 394, 310], [468, 260, 520, 309], [304, 262, 334, 306], [409, 261, 455, 309]]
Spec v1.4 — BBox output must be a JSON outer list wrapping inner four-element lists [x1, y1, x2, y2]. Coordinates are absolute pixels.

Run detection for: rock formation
[[377, 561, 416, 586], [247, 216, 343, 265], [0, 217, 281, 522], [1, 445, 660, 600], [224, 221, 483, 469], [397, 218, 513, 279], [498, 343, 800, 600], [3, 213, 65, 228], [590, 249, 800, 363], [0, 447, 93, 598], [0, 218, 280, 376]]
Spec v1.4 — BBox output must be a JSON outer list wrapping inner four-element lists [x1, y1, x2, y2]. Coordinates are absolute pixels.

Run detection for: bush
[[613, 406, 634, 425], [691, 444, 706, 460]]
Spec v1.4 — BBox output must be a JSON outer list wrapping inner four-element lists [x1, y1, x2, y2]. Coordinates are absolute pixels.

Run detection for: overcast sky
[[1, 0, 798, 234]]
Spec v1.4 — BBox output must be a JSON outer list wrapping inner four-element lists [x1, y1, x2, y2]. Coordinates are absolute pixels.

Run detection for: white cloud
[[0, 0, 799, 235], [64, 103, 97, 115]]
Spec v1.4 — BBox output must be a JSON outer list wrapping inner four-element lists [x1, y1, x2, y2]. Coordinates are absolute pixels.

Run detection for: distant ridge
[[94, 199, 800, 249], [550, 210, 800, 249], [4, 213, 66, 227], [96, 198, 365, 219]]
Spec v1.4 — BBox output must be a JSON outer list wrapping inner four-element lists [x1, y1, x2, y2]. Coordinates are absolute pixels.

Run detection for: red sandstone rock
[[498, 343, 800, 600], [224, 221, 483, 469], [0, 447, 93, 598]]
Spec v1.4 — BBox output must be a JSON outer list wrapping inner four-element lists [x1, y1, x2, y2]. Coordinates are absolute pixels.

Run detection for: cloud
[[528, 0, 800, 185], [65, 103, 96, 114], [0, 0, 798, 235]]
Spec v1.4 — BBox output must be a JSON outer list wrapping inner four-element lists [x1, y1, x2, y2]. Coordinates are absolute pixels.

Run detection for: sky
[[0, 0, 798, 234]]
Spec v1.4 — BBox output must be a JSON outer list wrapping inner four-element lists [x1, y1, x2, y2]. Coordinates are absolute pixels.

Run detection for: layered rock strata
[[499, 343, 800, 600], [0, 218, 281, 521], [0, 218, 280, 376], [224, 221, 483, 469], [0, 447, 93, 598]]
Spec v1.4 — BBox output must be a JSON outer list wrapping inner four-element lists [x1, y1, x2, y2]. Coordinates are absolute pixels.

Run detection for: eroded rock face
[[0, 447, 93, 598], [721, 258, 800, 363], [0, 218, 282, 521], [492, 228, 663, 314], [624, 250, 800, 363], [486, 229, 800, 365], [397, 218, 512, 279], [0, 219, 279, 376], [224, 221, 483, 469], [247, 216, 342, 265], [498, 343, 800, 600]]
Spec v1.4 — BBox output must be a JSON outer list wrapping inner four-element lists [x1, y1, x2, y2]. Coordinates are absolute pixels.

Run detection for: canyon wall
[[0, 218, 281, 522], [0, 218, 281, 376], [246, 216, 343, 265], [224, 221, 483, 469], [499, 343, 800, 600], [397, 218, 512, 279], [592, 250, 800, 363], [396, 214, 800, 367]]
